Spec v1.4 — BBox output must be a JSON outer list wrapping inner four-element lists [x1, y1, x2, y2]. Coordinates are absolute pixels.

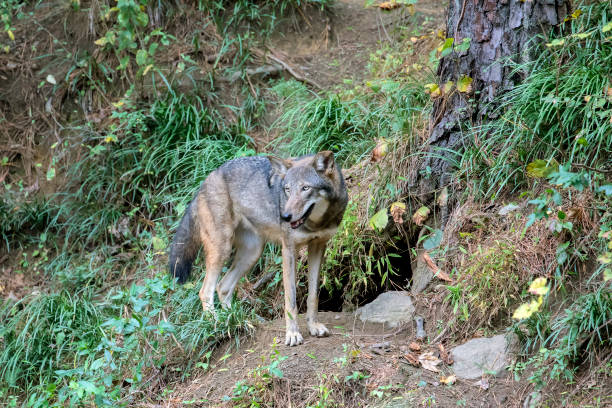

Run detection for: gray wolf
[[169, 151, 348, 346]]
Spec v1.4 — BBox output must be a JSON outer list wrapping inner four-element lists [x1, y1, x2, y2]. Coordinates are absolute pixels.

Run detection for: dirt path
[[268, 0, 445, 89]]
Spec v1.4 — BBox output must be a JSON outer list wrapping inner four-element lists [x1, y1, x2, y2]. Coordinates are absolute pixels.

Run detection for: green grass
[[0, 290, 103, 393], [271, 78, 428, 166], [460, 1, 612, 198], [44, 91, 254, 248]]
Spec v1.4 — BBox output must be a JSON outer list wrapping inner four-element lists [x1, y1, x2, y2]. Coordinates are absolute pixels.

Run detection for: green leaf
[[526, 159, 559, 178], [369, 209, 388, 231], [152, 236, 165, 250], [423, 229, 443, 250], [455, 37, 471, 53], [46, 166, 56, 181], [438, 38, 454, 57], [136, 49, 148, 66]]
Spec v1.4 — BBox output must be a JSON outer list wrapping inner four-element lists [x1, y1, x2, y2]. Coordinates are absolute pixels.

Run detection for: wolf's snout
[[281, 212, 292, 222]]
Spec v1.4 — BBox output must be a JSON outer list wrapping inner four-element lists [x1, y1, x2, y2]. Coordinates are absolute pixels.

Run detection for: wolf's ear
[[314, 151, 335, 176], [268, 155, 293, 179]]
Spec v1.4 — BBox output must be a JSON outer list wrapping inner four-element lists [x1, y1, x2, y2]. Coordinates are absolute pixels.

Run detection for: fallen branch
[[263, 49, 323, 91]]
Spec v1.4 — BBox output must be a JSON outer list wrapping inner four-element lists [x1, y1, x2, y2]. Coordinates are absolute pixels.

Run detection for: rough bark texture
[[421, 0, 571, 195]]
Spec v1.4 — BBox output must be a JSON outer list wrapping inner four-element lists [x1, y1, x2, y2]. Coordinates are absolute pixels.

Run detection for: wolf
[[169, 151, 348, 346]]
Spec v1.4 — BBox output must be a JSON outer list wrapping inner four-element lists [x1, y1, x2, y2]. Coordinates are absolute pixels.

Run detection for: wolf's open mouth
[[290, 204, 314, 229]]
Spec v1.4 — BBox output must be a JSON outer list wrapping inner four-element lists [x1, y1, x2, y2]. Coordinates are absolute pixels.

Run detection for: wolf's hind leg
[[196, 178, 234, 314], [217, 225, 264, 308]]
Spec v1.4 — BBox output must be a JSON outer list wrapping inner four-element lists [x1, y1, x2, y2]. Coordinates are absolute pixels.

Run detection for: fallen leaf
[[46, 74, 57, 85], [418, 352, 442, 373], [472, 378, 489, 390], [390, 201, 406, 224], [378, 1, 401, 10], [423, 252, 452, 282], [438, 343, 454, 365], [408, 342, 421, 352], [404, 352, 420, 367], [440, 374, 456, 385], [412, 206, 430, 225]]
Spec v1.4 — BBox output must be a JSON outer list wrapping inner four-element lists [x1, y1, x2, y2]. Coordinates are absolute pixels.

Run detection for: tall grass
[[460, 1, 612, 198], [271, 79, 427, 165], [0, 290, 102, 392], [46, 91, 254, 247]]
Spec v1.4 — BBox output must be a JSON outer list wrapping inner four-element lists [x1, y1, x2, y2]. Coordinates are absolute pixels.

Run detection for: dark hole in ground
[[317, 236, 413, 312]]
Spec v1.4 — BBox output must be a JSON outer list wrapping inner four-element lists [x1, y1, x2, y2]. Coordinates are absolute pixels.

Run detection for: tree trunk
[[420, 0, 571, 200]]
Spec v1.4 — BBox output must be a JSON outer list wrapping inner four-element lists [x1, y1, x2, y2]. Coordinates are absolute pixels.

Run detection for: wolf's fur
[[169, 151, 348, 346]]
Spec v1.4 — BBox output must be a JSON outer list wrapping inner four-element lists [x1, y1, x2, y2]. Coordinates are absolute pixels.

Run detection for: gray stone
[[356, 291, 415, 328], [451, 333, 519, 379]]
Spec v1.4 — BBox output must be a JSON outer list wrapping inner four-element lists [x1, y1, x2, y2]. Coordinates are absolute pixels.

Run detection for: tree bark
[[420, 0, 571, 198]]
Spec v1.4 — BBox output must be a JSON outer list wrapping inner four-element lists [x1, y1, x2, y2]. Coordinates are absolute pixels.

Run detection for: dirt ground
[[168, 311, 522, 407]]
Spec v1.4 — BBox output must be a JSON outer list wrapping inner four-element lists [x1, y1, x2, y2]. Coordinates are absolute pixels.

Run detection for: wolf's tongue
[[290, 219, 302, 229]]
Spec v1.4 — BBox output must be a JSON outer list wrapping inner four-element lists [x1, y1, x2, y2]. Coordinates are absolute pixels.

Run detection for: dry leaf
[[423, 252, 452, 282], [390, 201, 406, 224], [438, 343, 454, 365], [404, 352, 420, 367], [472, 378, 489, 390], [440, 374, 456, 385], [418, 352, 442, 372], [408, 342, 421, 352], [378, 1, 401, 10], [412, 206, 430, 225]]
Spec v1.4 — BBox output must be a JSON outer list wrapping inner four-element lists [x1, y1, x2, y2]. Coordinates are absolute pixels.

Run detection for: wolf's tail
[[169, 201, 201, 284]]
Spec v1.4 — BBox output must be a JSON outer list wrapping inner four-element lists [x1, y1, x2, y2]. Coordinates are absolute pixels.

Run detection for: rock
[[451, 333, 519, 379], [356, 291, 415, 328], [410, 256, 433, 294]]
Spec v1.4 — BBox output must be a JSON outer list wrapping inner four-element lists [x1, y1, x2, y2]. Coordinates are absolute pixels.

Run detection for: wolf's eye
[[302, 186, 311, 191]]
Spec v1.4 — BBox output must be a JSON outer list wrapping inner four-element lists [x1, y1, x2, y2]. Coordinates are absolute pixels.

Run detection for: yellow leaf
[[112, 101, 124, 108], [598, 252, 612, 264], [528, 277, 549, 296], [602, 21, 612, 33], [457, 76, 473, 93], [94, 37, 107, 46], [443, 81, 454, 94], [412, 206, 430, 226], [143, 64, 154, 76], [7, 30, 15, 41], [424, 83, 441, 97], [512, 298, 543, 320]]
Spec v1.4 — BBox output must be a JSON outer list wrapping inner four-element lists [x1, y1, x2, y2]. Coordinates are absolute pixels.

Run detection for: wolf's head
[[270, 151, 338, 229]]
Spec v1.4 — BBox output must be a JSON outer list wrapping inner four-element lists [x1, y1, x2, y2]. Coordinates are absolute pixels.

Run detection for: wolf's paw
[[201, 303, 217, 319], [308, 322, 329, 337], [285, 329, 304, 347]]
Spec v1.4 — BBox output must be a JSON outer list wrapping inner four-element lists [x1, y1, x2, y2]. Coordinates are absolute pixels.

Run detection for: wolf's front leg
[[282, 243, 303, 346], [306, 241, 329, 337]]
